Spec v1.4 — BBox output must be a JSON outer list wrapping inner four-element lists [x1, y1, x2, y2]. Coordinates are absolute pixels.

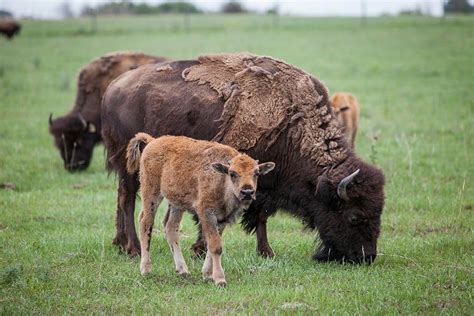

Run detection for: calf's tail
[[126, 132, 154, 174]]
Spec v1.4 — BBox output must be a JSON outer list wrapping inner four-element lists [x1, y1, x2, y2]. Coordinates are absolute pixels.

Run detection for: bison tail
[[126, 132, 154, 174]]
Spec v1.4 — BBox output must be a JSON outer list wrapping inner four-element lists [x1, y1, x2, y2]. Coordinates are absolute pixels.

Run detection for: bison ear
[[314, 175, 333, 203], [212, 162, 229, 174], [258, 162, 275, 175]]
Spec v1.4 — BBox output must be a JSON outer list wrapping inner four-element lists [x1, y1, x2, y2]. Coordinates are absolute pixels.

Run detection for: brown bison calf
[[126, 134, 275, 286], [330, 92, 360, 149]]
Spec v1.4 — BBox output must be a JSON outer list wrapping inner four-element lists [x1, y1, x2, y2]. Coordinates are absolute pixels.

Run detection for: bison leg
[[112, 171, 141, 257], [123, 173, 141, 257], [190, 213, 206, 257], [256, 211, 274, 258], [241, 201, 275, 258], [112, 179, 127, 249]]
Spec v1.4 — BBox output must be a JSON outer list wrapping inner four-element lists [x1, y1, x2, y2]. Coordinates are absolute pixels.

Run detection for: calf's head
[[48, 113, 99, 172], [330, 100, 350, 125], [212, 154, 275, 202], [313, 163, 385, 265]]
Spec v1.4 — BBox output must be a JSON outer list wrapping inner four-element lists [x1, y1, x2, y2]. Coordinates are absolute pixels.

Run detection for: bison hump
[[182, 53, 347, 166]]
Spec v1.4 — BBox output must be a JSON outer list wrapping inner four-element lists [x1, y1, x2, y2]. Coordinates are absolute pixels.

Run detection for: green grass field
[[0, 14, 473, 314]]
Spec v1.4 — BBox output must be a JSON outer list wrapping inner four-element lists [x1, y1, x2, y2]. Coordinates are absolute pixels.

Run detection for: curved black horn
[[77, 112, 87, 129], [49, 113, 53, 126], [337, 169, 360, 201]]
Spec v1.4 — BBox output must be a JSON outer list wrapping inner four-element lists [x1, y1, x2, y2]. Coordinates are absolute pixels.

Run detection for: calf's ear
[[258, 162, 275, 175], [212, 162, 229, 174]]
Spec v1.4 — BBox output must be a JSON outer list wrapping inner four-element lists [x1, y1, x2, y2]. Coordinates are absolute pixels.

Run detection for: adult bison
[[49, 52, 168, 171], [102, 54, 385, 264], [0, 19, 21, 39]]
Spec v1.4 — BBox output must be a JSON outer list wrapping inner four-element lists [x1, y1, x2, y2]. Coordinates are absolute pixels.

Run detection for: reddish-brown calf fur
[[330, 92, 360, 149], [126, 134, 274, 286]]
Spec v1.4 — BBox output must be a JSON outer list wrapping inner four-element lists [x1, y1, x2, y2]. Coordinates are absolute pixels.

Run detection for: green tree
[[444, 0, 474, 14]]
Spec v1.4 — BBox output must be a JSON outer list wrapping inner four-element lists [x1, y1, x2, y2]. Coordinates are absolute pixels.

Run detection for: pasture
[[0, 14, 473, 314]]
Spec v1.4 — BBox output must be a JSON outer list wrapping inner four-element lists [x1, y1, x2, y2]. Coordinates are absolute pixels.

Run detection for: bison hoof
[[191, 240, 206, 258], [257, 245, 275, 258], [125, 242, 141, 258], [112, 233, 127, 248]]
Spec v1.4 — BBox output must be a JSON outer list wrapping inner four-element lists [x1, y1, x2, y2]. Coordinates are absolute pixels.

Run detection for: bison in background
[[102, 53, 385, 265], [0, 19, 21, 39], [48, 52, 168, 171], [330, 92, 360, 149]]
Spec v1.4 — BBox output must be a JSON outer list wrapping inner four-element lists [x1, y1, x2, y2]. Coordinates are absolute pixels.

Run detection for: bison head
[[48, 113, 99, 172], [312, 161, 385, 265]]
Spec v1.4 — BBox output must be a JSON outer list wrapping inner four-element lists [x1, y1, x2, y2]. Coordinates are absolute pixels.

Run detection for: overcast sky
[[0, 0, 466, 19]]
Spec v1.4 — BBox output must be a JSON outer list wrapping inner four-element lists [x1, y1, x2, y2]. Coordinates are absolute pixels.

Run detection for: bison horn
[[49, 113, 53, 126], [77, 112, 87, 129], [337, 169, 360, 201]]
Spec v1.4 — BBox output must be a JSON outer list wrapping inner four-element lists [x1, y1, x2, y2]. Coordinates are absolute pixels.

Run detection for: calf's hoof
[[257, 244, 275, 258], [214, 279, 227, 288], [202, 271, 213, 282], [177, 268, 190, 277], [140, 262, 152, 275], [191, 240, 206, 257]]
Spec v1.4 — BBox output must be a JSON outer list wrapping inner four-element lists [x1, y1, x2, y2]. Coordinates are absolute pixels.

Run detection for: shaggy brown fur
[[101, 53, 385, 264], [126, 134, 274, 286], [183, 53, 347, 165], [0, 19, 21, 39], [49, 52, 168, 171], [330, 92, 360, 149]]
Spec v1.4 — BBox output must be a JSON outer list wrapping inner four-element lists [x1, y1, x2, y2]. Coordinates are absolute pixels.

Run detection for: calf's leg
[[165, 205, 189, 276], [191, 214, 206, 257], [202, 223, 225, 281], [139, 190, 162, 275], [198, 209, 226, 287]]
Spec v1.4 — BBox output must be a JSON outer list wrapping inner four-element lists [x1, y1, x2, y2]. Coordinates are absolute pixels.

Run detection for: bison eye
[[348, 215, 361, 225]]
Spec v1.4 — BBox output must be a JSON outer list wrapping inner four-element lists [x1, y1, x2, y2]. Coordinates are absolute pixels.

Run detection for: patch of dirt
[[413, 225, 461, 237], [0, 182, 16, 191], [33, 216, 55, 222], [72, 183, 86, 189]]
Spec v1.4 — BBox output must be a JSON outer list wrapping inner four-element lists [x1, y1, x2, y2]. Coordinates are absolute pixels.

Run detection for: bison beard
[[101, 53, 385, 263]]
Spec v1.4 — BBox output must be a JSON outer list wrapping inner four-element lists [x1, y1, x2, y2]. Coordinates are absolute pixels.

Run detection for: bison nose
[[241, 189, 255, 196]]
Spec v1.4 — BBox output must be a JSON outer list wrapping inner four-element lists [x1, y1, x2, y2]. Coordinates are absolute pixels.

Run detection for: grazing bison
[[102, 53, 385, 264], [48, 52, 168, 171], [127, 134, 274, 286], [0, 19, 21, 39], [330, 92, 360, 149]]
